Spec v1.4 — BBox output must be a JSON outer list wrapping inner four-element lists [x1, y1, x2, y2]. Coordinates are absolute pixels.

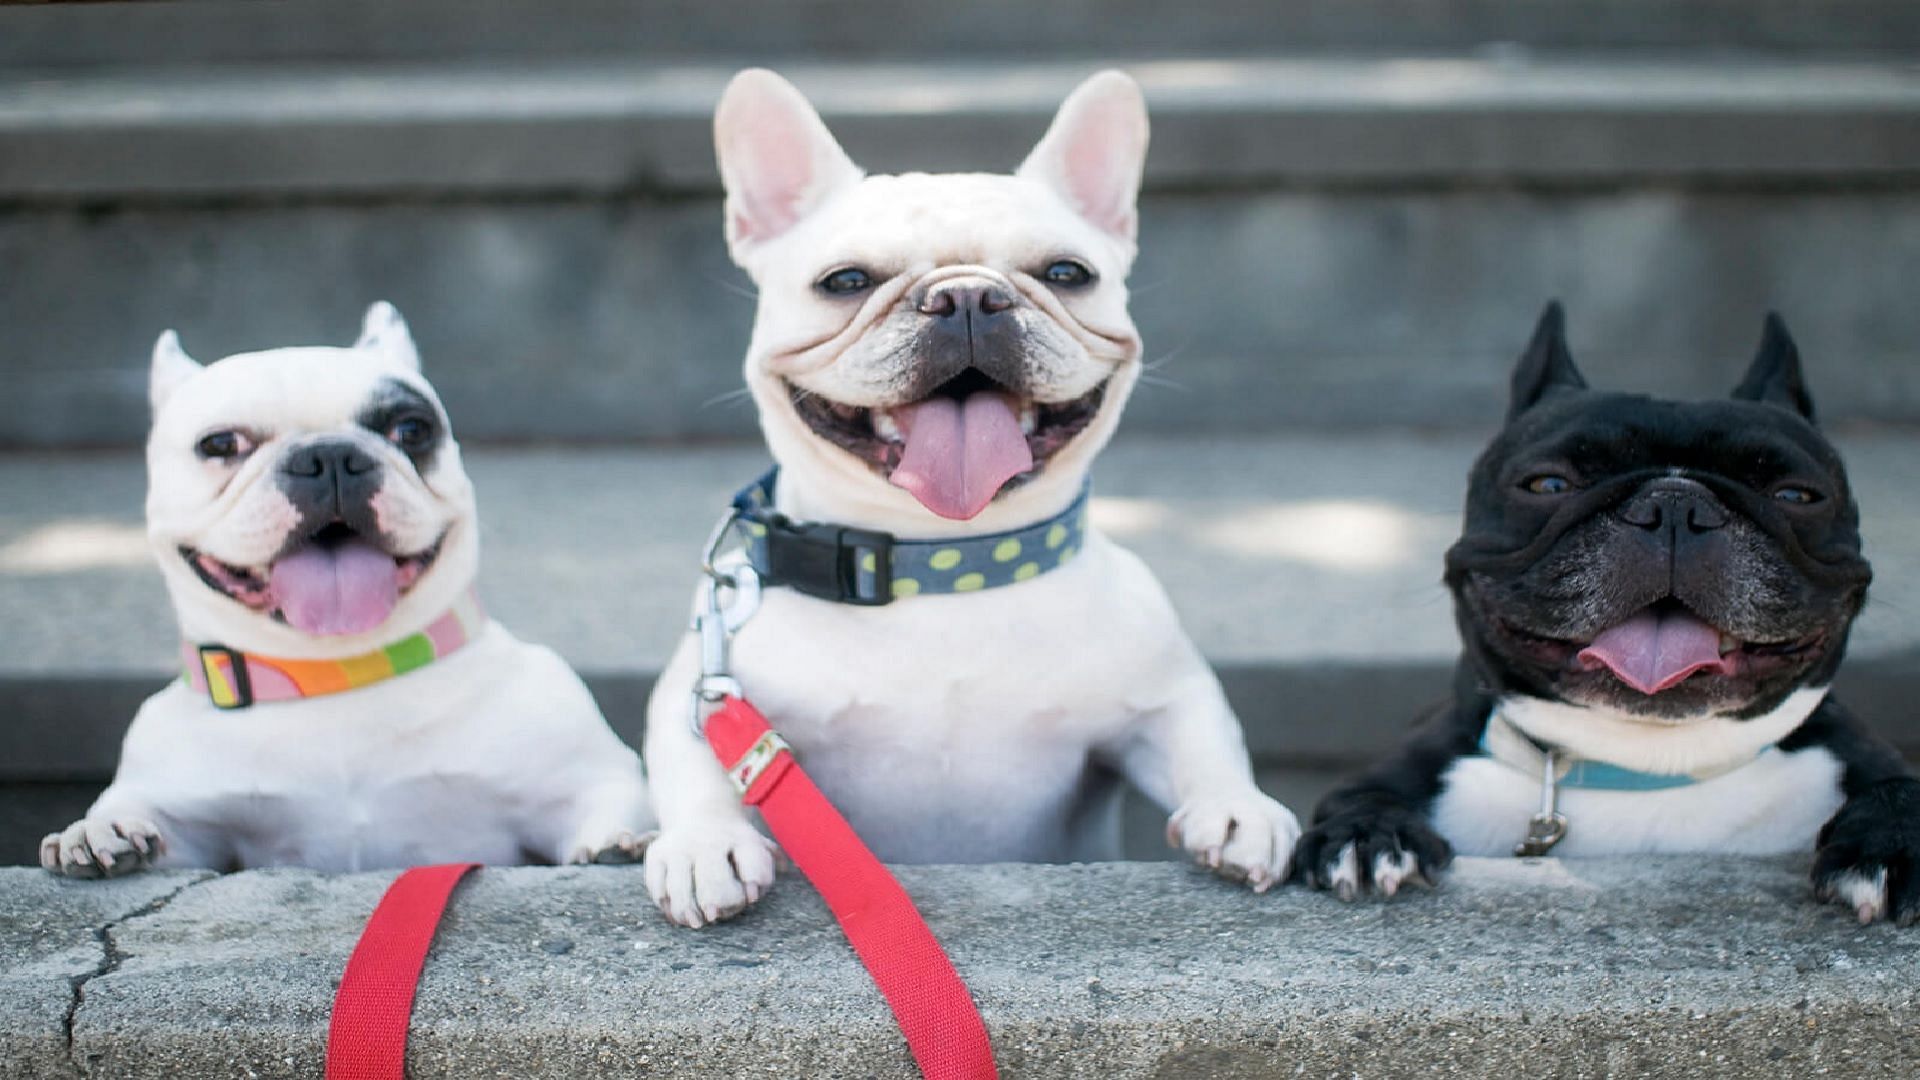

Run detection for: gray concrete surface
[[7, 42, 1920, 445], [0, 858, 1910, 1077], [7, 189, 1920, 446], [10, 0, 1920, 67], [7, 57, 1920, 198], [0, 869, 215, 1080]]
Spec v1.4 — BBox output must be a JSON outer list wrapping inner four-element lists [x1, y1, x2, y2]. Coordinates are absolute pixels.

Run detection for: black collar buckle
[[196, 644, 255, 709], [759, 514, 895, 606]]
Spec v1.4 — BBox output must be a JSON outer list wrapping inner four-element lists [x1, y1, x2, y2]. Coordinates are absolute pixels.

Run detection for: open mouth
[[1493, 597, 1826, 697], [182, 521, 444, 637], [789, 368, 1107, 520]]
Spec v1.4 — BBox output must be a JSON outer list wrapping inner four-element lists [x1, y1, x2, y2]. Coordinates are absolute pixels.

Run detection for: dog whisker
[[699, 387, 756, 411], [1134, 373, 1191, 394], [704, 273, 760, 302]]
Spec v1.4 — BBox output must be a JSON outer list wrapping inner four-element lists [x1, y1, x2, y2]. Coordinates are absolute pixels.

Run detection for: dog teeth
[[1719, 633, 1741, 656], [872, 410, 904, 443], [1018, 403, 1038, 436]]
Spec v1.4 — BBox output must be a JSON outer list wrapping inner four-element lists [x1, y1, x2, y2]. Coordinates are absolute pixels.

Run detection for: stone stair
[[3, 2, 1919, 447]]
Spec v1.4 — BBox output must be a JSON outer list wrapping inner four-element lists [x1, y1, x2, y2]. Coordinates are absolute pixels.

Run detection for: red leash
[[325, 862, 480, 1080], [705, 695, 999, 1080]]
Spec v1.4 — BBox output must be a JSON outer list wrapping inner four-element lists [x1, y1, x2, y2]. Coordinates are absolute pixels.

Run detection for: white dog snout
[[918, 276, 1018, 319]]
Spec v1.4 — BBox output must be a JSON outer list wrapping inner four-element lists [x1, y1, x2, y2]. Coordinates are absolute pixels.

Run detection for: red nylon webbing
[[325, 862, 480, 1080], [705, 695, 998, 1080]]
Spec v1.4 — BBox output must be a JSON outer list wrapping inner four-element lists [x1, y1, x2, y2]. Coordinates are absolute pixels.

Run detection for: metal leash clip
[[689, 510, 761, 736], [1514, 748, 1569, 857]]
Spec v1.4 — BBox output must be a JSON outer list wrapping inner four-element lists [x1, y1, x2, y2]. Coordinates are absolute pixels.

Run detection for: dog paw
[[1813, 778, 1920, 926], [1294, 804, 1452, 901], [39, 818, 164, 879], [570, 829, 656, 866], [643, 822, 778, 928], [1166, 790, 1300, 892]]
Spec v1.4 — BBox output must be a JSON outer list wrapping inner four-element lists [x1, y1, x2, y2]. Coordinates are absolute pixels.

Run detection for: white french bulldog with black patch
[[642, 69, 1297, 927], [42, 303, 653, 876]]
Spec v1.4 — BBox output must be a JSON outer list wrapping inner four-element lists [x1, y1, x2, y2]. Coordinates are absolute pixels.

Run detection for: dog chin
[[784, 369, 1108, 517], [179, 521, 447, 638], [1476, 593, 1834, 723]]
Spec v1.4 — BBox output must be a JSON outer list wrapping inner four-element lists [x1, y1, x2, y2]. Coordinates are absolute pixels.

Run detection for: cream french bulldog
[[642, 69, 1297, 927], [41, 303, 653, 876]]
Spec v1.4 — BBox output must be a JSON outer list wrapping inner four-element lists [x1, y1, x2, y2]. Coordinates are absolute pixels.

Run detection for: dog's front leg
[[639, 637, 779, 928], [1793, 698, 1920, 925], [40, 784, 174, 878], [549, 774, 656, 867], [1117, 664, 1299, 892], [1293, 684, 1480, 900]]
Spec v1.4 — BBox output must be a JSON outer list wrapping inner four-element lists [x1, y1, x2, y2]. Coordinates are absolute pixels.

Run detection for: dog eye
[[1042, 259, 1095, 288], [1773, 485, 1823, 505], [817, 267, 874, 296], [1522, 474, 1573, 495], [387, 415, 436, 451], [194, 430, 253, 461]]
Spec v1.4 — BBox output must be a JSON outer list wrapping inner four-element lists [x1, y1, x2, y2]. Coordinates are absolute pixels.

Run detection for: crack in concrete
[[61, 876, 206, 1077]]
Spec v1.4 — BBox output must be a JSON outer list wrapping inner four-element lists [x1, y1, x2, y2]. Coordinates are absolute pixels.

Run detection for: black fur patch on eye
[[357, 378, 445, 472]]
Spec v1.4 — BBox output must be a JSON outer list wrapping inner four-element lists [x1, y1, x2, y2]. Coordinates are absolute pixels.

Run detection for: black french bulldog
[[1295, 303, 1920, 925]]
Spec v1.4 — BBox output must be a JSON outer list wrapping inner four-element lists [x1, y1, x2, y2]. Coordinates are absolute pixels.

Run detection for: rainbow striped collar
[[183, 590, 487, 709]]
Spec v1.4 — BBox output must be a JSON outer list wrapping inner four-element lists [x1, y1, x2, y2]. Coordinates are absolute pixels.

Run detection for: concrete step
[[9, 56, 1920, 198], [3, 54, 1920, 447], [9, 0, 1920, 68], [3, 432, 1916, 801], [7, 860, 1918, 1078]]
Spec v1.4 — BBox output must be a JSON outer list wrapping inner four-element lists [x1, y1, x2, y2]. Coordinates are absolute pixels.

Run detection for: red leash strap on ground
[[325, 862, 481, 1080], [705, 695, 999, 1080]]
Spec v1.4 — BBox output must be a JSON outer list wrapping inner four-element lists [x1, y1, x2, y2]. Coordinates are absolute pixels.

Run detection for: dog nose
[[282, 441, 380, 480], [919, 281, 1016, 319], [1618, 477, 1729, 533]]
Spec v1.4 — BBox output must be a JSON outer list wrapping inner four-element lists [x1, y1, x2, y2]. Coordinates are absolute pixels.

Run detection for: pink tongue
[[1577, 607, 1735, 695], [888, 391, 1034, 520], [268, 539, 401, 636]]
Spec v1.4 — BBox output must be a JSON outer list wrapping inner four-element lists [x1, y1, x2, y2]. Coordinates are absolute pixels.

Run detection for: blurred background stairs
[[3, 0, 1917, 860]]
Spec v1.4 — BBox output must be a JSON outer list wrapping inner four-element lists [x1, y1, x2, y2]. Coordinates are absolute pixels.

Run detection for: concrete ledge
[[5, 859, 1917, 1077], [0, 869, 215, 1079]]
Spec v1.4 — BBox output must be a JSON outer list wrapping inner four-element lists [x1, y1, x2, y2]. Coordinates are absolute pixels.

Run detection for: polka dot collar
[[727, 468, 1090, 604]]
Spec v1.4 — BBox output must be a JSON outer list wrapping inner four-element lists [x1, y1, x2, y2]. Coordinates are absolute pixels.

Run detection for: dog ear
[[1508, 301, 1588, 421], [1732, 312, 1817, 424], [713, 68, 864, 261], [1017, 70, 1150, 243], [149, 330, 202, 414], [355, 301, 421, 371]]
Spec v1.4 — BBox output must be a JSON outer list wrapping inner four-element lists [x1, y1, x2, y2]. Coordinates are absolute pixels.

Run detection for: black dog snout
[[279, 439, 383, 528], [282, 441, 379, 481], [909, 278, 1030, 395], [1617, 477, 1729, 534], [919, 281, 1016, 320]]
